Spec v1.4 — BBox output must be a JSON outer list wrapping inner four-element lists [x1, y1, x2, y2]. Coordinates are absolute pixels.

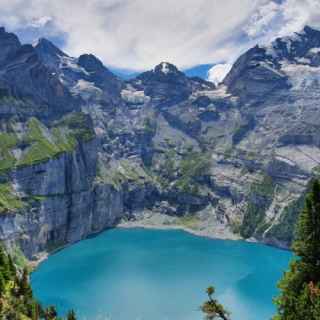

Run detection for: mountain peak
[[154, 62, 179, 75], [34, 37, 67, 57], [264, 25, 320, 63], [302, 25, 320, 36], [0, 26, 21, 65], [78, 54, 105, 73], [77, 53, 121, 88], [135, 61, 186, 86]]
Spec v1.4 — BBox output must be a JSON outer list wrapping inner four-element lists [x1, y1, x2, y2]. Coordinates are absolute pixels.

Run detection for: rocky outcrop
[[130, 62, 214, 108], [223, 46, 289, 101], [0, 27, 21, 65], [0, 30, 79, 119], [0, 139, 127, 259]]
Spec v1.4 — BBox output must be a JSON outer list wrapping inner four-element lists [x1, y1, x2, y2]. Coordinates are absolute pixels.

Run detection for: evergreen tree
[[201, 286, 229, 320], [7, 254, 16, 278], [44, 306, 58, 320], [67, 309, 77, 320], [274, 180, 320, 319], [0, 245, 10, 281], [0, 272, 5, 296], [0, 247, 75, 320], [18, 267, 33, 299], [31, 301, 40, 320]]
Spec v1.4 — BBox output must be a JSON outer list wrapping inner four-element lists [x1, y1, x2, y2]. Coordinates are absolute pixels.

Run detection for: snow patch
[[207, 64, 232, 85], [195, 85, 231, 99], [296, 57, 310, 64], [281, 62, 320, 90], [60, 56, 90, 76], [160, 62, 170, 74], [71, 80, 102, 99], [309, 47, 320, 54], [260, 61, 285, 77], [121, 89, 150, 104]]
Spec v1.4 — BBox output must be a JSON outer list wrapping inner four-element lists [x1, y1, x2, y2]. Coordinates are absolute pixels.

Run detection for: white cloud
[[244, 0, 320, 44], [244, 1, 280, 38], [208, 63, 232, 85], [0, 0, 320, 71], [0, 0, 261, 70], [29, 16, 52, 28]]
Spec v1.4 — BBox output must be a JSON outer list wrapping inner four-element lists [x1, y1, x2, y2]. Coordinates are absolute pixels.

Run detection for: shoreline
[[29, 216, 290, 269], [29, 252, 49, 269], [118, 222, 292, 252], [29, 220, 242, 269], [117, 220, 243, 242]]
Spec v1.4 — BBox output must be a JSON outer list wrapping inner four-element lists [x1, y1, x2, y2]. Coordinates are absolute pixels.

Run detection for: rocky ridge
[[1, 26, 320, 260]]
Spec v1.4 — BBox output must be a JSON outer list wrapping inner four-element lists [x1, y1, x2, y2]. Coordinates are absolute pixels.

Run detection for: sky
[[1, 0, 320, 83]]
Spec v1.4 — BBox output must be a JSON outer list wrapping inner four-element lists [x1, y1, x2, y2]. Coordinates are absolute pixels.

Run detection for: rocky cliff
[[1, 26, 320, 259]]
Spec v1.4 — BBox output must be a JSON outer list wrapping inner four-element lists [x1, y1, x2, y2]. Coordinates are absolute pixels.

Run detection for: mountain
[[110, 63, 215, 81], [224, 26, 320, 101], [128, 62, 214, 107], [0, 26, 320, 261], [0, 27, 21, 65], [34, 39, 123, 105], [0, 30, 78, 120]]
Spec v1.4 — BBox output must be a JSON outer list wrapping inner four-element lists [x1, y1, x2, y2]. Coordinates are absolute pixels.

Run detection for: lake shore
[[29, 212, 241, 268], [30, 211, 290, 268], [117, 212, 242, 242]]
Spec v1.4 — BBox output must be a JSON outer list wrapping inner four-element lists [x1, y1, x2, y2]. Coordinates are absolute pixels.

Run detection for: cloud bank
[[0, 0, 320, 73]]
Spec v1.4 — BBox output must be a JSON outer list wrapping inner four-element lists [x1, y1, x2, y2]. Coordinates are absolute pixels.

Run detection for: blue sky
[[1, 0, 320, 81]]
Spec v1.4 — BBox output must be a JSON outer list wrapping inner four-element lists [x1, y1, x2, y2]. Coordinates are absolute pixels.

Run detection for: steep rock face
[[0, 29, 80, 120], [223, 46, 289, 101], [0, 139, 125, 259], [35, 40, 123, 106], [269, 26, 320, 63], [34, 38, 68, 69], [224, 26, 320, 103], [0, 27, 21, 65], [77, 53, 124, 103]]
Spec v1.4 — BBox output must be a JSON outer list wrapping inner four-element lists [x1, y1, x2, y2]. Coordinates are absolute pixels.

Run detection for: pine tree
[[7, 255, 16, 278], [201, 286, 229, 320], [44, 306, 58, 320], [0, 245, 10, 281], [31, 301, 40, 320], [18, 267, 33, 299], [67, 309, 77, 320], [274, 180, 320, 320], [0, 247, 73, 320], [0, 272, 5, 297]]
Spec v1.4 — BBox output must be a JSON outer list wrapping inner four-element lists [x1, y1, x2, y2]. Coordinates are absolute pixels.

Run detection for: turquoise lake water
[[31, 228, 292, 320]]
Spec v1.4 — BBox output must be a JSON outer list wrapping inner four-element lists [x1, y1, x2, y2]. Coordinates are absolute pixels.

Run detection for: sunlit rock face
[[1, 26, 320, 259]]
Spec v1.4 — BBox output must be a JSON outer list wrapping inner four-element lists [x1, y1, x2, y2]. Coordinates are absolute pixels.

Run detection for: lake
[[31, 228, 291, 320]]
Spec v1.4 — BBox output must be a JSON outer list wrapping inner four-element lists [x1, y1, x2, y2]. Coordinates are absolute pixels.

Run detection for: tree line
[[0, 244, 76, 319]]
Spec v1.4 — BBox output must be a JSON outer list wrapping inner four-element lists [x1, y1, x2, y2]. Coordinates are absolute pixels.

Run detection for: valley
[[0, 25, 320, 263]]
